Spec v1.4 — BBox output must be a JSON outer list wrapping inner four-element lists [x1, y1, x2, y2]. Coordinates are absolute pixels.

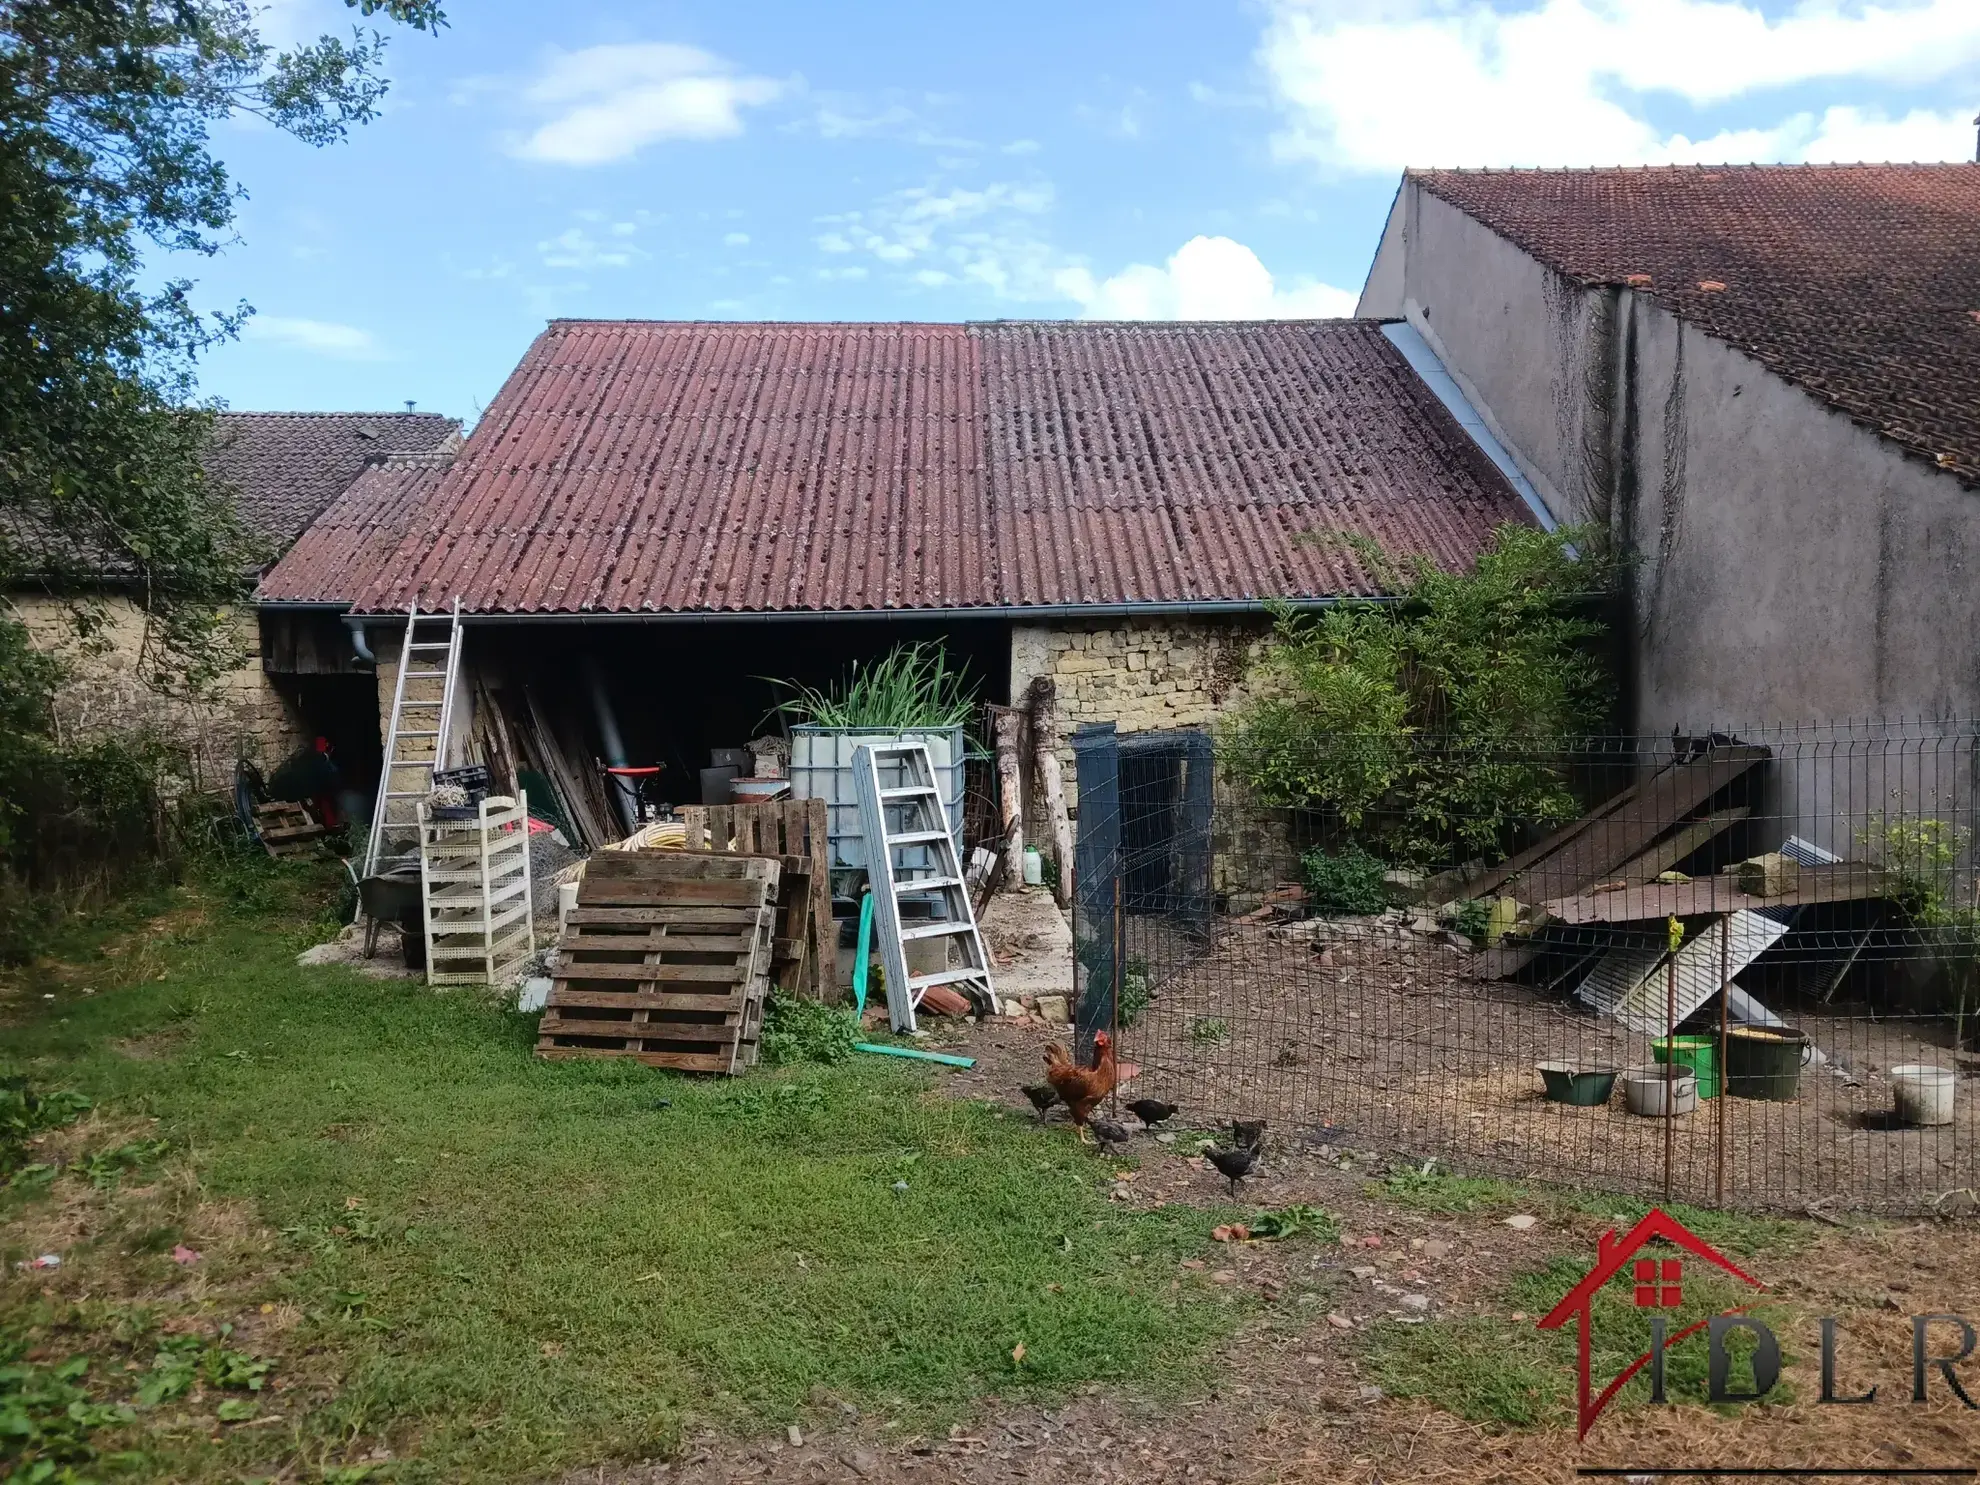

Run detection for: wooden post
[[993, 706, 1025, 886], [1027, 676, 1075, 909]]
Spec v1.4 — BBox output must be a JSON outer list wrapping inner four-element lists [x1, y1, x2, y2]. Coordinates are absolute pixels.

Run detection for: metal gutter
[[288, 596, 1393, 626], [1381, 320, 1558, 532]]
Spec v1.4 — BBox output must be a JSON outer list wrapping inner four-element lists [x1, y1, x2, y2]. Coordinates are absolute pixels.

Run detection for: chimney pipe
[[404, 399, 416, 412], [1973, 112, 1979, 164]]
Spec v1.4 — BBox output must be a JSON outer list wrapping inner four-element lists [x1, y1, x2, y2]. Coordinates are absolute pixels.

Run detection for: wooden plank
[[1532, 747, 1769, 899], [535, 1046, 735, 1074], [1469, 747, 1769, 902], [538, 1016, 740, 1043], [1541, 862, 1890, 925], [1460, 766, 1663, 900], [566, 905, 762, 927], [553, 962, 748, 983], [577, 877, 773, 907], [1616, 808, 1751, 884], [559, 932, 757, 954], [544, 988, 752, 1013]]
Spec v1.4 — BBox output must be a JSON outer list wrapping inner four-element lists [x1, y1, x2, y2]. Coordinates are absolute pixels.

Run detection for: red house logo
[[1537, 1208, 1766, 1438]]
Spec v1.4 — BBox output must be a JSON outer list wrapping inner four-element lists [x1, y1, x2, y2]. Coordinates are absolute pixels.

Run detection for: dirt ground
[[1110, 918, 1980, 1214], [569, 1013, 1980, 1484]]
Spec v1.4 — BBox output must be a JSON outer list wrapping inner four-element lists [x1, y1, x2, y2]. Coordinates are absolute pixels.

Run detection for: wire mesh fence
[[1070, 719, 1980, 1215]]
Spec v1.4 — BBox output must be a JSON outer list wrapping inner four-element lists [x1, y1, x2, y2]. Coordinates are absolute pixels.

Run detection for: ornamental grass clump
[[772, 643, 978, 730]]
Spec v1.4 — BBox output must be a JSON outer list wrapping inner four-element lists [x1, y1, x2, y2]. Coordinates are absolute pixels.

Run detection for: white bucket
[[557, 880, 579, 934], [1623, 1065, 1697, 1117], [1891, 1064, 1957, 1127]]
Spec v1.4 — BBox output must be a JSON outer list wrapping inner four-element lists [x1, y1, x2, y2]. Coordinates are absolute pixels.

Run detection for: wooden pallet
[[536, 851, 779, 1074], [253, 802, 326, 858], [680, 797, 832, 999]]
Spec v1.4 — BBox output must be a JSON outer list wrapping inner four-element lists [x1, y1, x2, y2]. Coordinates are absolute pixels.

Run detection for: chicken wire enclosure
[[1077, 719, 1980, 1215], [1071, 723, 1214, 1057]]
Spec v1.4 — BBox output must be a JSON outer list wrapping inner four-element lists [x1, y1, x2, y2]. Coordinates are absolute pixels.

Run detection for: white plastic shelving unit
[[418, 791, 535, 986]]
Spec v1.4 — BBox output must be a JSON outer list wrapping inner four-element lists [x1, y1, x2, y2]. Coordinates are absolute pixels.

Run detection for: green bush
[[1448, 897, 1493, 945], [1223, 525, 1613, 865], [759, 995, 860, 1066], [1300, 845, 1391, 916], [1117, 956, 1151, 1028]]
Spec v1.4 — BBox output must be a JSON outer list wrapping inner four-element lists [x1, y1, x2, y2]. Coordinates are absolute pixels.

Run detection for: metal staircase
[[362, 601, 463, 879], [851, 740, 998, 1033]]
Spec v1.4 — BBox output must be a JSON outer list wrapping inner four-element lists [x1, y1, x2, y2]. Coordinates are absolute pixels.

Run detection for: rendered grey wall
[[1371, 178, 1980, 730]]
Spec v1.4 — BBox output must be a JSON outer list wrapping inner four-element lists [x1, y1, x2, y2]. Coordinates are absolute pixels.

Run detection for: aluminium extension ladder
[[851, 741, 999, 1033], [361, 601, 464, 878]]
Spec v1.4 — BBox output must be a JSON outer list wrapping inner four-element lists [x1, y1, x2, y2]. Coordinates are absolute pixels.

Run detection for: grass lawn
[[1, 863, 1241, 1483]]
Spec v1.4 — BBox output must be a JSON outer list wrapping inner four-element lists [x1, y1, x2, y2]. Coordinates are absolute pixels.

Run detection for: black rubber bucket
[[1724, 1025, 1809, 1101]]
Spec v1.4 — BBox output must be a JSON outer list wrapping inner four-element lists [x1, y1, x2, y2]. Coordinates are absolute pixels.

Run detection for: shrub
[[759, 995, 860, 1066], [1117, 956, 1151, 1028], [1448, 897, 1493, 945], [1301, 845, 1390, 916], [1223, 525, 1613, 865]]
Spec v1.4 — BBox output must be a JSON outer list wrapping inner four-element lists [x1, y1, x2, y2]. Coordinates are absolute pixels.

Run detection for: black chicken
[[1088, 1116, 1134, 1153], [1021, 1083, 1061, 1122], [1126, 1098, 1178, 1128], [1204, 1143, 1258, 1198], [1230, 1119, 1267, 1153]]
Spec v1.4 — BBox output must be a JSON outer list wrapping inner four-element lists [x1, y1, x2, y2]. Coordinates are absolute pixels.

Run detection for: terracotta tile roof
[[256, 452, 457, 604], [1411, 163, 1980, 483], [309, 319, 1532, 616], [204, 411, 461, 552]]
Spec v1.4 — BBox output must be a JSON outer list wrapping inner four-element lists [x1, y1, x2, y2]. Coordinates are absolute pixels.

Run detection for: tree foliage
[[1224, 524, 1614, 865], [0, 0, 445, 669]]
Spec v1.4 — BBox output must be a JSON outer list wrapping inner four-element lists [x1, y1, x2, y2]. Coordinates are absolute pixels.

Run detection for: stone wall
[[12, 593, 304, 784], [1009, 616, 1298, 897]]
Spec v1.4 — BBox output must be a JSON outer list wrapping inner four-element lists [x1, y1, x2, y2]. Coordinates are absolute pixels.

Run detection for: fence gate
[[1071, 722, 1214, 1058]]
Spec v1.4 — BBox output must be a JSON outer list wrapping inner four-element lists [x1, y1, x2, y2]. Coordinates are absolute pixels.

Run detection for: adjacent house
[[256, 318, 1538, 852], [1357, 162, 1980, 729], [15, 410, 458, 778]]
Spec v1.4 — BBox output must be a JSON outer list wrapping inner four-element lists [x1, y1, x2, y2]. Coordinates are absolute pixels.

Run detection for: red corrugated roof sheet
[[256, 452, 456, 604], [276, 319, 1531, 615], [1412, 163, 1980, 483], [978, 321, 1524, 603]]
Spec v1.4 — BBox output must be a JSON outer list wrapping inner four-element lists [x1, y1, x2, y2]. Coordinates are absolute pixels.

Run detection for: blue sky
[[183, 0, 1980, 420]]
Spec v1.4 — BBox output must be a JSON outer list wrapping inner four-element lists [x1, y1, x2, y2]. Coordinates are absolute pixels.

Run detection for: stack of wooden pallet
[[680, 798, 833, 1000], [536, 851, 780, 1074], [253, 802, 325, 858]]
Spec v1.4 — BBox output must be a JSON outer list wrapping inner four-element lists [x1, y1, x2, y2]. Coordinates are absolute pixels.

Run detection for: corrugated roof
[[321, 319, 1532, 616], [204, 411, 461, 551], [978, 320, 1526, 602], [257, 452, 457, 604], [1411, 163, 1980, 483]]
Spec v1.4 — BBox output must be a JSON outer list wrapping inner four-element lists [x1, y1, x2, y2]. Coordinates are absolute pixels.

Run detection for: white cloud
[[515, 43, 781, 165], [539, 225, 639, 270], [723, 231, 751, 246], [1261, 0, 1980, 172], [244, 316, 383, 359], [814, 183, 1059, 291], [1056, 236, 1356, 320]]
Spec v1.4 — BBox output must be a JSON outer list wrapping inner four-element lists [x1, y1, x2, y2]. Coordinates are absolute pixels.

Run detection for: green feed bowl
[[1538, 1061, 1618, 1106]]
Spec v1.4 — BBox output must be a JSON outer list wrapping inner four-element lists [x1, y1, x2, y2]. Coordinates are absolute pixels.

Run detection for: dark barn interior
[[467, 615, 1012, 821]]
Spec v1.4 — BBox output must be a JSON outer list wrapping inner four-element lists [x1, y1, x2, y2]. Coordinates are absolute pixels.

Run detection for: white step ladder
[[851, 741, 998, 1033], [362, 601, 464, 879]]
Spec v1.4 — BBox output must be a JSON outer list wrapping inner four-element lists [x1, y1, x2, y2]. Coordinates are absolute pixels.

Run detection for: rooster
[[1043, 1032, 1119, 1142]]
